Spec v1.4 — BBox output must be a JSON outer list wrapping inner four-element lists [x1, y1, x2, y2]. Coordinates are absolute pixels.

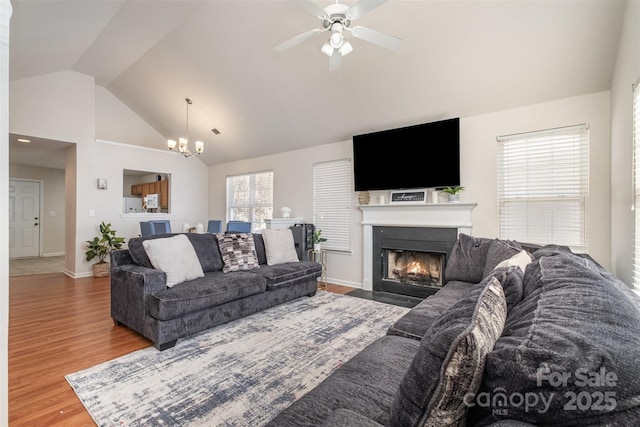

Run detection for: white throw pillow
[[495, 249, 532, 273], [142, 234, 204, 287], [261, 228, 300, 265]]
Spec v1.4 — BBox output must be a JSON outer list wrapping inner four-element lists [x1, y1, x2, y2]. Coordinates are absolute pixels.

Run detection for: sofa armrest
[[110, 263, 167, 338], [319, 409, 384, 427]]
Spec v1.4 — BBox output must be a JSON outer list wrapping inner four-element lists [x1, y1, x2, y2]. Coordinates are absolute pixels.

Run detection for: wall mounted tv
[[352, 117, 460, 192]]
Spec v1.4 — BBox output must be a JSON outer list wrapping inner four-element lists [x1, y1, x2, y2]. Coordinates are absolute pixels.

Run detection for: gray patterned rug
[[66, 290, 410, 426]]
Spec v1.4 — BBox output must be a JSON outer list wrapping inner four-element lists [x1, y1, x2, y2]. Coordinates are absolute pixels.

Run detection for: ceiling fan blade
[[346, 0, 389, 20], [273, 28, 324, 52], [329, 50, 342, 71], [350, 25, 402, 50], [295, 0, 328, 19]]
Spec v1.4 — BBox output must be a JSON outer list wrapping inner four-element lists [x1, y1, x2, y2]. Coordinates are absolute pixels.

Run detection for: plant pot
[[448, 194, 460, 203], [314, 243, 322, 251], [93, 262, 110, 278]]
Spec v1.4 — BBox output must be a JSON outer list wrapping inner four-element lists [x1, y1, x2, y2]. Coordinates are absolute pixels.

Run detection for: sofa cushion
[[445, 234, 493, 283], [389, 273, 507, 427], [216, 233, 260, 273], [253, 233, 268, 265], [469, 246, 640, 425], [265, 335, 421, 427], [482, 238, 524, 278], [386, 281, 474, 340], [247, 261, 322, 290], [128, 233, 223, 272], [142, 234, 204, 287], [261, 228, 299, 265], [147, 270, 267, 320]]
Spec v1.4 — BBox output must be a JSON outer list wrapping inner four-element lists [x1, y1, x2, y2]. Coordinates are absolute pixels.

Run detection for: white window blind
[[313, 159, 352, 252], [226, 170, 273, 232], [632, 77, 640, 290], [497, 124, 589, 252]]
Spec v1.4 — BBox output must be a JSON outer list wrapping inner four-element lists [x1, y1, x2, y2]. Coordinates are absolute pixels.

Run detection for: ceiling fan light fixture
[[321, 42, 334, 56], [339, 41, 353, 56], [329, 31, 343, 48]]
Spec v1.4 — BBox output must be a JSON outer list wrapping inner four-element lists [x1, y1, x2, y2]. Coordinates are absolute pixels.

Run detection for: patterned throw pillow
[[389, 273, 508, 427], [216, 233, 260, 273]]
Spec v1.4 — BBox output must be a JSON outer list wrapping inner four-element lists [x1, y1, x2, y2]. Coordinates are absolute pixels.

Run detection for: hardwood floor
[[8, 273, 353, 426]]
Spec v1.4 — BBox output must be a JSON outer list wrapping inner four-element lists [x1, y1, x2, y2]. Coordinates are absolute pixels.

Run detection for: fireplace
[[359, 202, 477, 294], [373, 226, 458, 298]]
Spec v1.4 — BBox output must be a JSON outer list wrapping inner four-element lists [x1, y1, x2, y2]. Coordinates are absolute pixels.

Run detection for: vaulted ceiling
[[8, 0, 626, 168]]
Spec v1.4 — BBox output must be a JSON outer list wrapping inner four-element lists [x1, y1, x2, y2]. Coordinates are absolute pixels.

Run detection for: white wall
[[463, 91, 611, 268], [209, 91, 613, 288], [9, 71, 209, 277], [8, 165, 66, 255], [1, 0, 11, 423], [610, 0, 640, 286]]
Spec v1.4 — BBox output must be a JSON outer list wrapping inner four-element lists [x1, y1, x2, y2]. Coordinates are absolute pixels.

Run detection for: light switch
[[89, 209, 95, 217], [49, 211, 56, 217]]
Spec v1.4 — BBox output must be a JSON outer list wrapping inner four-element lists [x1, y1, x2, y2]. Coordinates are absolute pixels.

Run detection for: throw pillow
[[482, 238, 524, 278], [142, 234, 204, 287], [261, 228, 299, 265], [494, 249, 532, 273], [444, 234, 493, 283], [216, 233, 260, 273], [389, 273, 508, 427]]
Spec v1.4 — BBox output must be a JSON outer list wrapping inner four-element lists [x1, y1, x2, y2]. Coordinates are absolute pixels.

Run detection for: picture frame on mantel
[[389, 189, 427, 204]]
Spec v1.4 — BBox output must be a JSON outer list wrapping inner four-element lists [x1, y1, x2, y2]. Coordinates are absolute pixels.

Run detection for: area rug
[[66, 291, 410, 426]]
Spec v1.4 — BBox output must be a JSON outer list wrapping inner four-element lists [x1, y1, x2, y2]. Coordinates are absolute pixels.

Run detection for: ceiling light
[[17, 138, 31, 144], [167, 98, 204, 158], [339, 41, 353, 56], [321, 42, 334, 57], [329, 32, 343, 49]]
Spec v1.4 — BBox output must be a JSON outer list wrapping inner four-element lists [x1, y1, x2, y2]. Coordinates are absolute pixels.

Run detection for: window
[[226, 170, 273, 232], [632, 78, 640, 290], [497, 124, 589, 252], [313, 159, 352, 252]]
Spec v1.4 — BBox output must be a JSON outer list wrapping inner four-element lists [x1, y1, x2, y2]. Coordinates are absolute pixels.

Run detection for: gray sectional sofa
[[267, 234, 640, 426], [110, 232, 322, 350]]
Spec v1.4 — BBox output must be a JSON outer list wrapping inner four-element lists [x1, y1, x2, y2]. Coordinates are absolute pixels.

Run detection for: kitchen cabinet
[[131, 179, 169, 210]]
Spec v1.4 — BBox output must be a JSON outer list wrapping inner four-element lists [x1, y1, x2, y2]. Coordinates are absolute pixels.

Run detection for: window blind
[[313, 159, 352, 252], [632, 78, 640, 290], [226, 170, 273, 232], [497, 124, 589, 252]]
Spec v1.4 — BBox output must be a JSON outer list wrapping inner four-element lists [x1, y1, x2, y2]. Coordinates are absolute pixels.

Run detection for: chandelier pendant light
[[168, 98, 204, 158]]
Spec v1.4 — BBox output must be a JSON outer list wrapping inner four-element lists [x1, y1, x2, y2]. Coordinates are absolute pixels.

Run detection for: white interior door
[[9, 180, 41, 258]]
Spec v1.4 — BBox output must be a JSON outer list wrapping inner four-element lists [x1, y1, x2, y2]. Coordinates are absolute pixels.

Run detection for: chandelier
[[167, 98, 204, 158]]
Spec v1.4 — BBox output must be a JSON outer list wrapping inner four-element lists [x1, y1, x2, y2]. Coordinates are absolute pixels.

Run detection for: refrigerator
[[123, 197, 143, 213]]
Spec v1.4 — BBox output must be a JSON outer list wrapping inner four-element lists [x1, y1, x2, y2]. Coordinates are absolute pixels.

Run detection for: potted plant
[[441, 186, 465, 203], [85, 221, 125, 277], [312, 229, 327, 251]]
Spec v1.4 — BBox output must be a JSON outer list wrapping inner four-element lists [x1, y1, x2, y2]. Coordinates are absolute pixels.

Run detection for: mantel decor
[[390, 189, 427, 204]]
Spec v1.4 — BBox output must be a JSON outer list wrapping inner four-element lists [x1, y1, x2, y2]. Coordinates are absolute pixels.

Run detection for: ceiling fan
[[273, 0, 402, 71]]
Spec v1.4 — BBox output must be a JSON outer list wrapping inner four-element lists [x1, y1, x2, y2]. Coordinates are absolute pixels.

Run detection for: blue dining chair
[[207, 220, 223, 233], [139, 221, 154, 236], [226, 221, 252, 233], [150, 220, 172, 234]]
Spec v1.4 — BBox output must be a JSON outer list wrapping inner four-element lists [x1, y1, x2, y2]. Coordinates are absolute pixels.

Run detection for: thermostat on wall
[[97, 178, 108, 190]]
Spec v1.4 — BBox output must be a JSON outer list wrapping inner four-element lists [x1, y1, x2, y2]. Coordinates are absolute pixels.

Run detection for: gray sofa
[[110, 232, 322, 350], [267, 234, 640, 426]]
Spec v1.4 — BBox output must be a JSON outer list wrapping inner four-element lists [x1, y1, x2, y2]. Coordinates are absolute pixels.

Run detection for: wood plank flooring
[[8, 273, 353, 426]]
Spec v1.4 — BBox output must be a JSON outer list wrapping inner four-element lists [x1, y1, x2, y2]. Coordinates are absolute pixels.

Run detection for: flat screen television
[[352, 117, 460, 192]]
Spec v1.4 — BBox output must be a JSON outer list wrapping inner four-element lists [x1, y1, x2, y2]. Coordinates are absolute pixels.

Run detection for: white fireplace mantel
[[359, 202, 477, 291]]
